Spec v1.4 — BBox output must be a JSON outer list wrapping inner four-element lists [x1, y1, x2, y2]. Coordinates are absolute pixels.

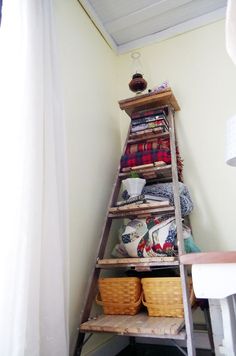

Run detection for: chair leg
[[203, 307, 215, 355]]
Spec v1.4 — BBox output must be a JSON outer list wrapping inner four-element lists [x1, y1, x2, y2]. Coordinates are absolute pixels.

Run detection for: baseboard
[[82, 335, 129, 356]]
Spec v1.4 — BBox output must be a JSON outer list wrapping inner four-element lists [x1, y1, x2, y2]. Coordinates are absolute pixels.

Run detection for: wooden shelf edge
[[80, 313, 185, 339], [108, 206, 175, 218], [119, 165, 172, 178], [180, 251, 236, 265], [118, 89, 180, 115], [96, 257, 179, 268], [98, 257, 177, 264], [110, 202, 170, 213]]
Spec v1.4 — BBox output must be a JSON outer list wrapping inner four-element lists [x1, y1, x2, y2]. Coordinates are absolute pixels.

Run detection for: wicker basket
[[97, 277, 142, 315], [141, 277, 195, 318]]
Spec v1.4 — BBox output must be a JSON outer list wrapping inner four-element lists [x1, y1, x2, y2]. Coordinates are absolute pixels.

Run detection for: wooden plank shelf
[[108, 206, 175, 219], [119, 89, 180, 116], [80, 313, 185, 339], [119, 164, 172, 179], [110, 201, 170, 213], [96, 257, 179, 269]]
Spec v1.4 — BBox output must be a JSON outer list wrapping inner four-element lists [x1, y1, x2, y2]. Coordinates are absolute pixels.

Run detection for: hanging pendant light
[[128, 52, 147, 95]]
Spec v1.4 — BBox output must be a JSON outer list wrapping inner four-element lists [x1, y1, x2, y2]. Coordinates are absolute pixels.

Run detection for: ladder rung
[[108, 206, 175, 218], [110, 201, 170, 213], [119, 164, 172, 179]]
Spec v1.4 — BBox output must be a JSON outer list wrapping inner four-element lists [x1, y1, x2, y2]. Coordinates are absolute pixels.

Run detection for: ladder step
[[80, 313, 186, 339], [119, 164, 172, 180], [108, 206, 175, 218], [96, 257, 179, 269], [121, 161, 167, 172], [110, 201, 170, 213]]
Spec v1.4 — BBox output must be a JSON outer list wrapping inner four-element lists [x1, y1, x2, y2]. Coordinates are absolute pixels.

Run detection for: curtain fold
[[226, 0, 236, 66], [0, 0, 2, 25], [0, 1, 69, 355]]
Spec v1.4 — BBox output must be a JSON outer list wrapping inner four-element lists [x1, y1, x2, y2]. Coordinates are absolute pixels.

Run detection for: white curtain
[[0, 1, 69, 356], [226, 0, 236, 65]]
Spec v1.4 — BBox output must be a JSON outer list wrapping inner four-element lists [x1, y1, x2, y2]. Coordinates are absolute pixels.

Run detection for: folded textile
[[131, 108, 167, 120], [184, 235, 201, 253], [120, 149, 171, 169], [142, 182, 193, 216], [111, 216, 200, 258], [125, 138, 170, 155], [121, 218, 176, 257], [113, 217, 195, 258], [131, 115, 168, 127], [131, 120, 167, 133]]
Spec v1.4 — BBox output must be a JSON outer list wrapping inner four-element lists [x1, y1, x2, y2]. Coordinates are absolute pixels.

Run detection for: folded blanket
[[120, 149, 171, 169], [131, 120, 167, 133], [131, 115, 167, 127], [112, 217, 200, 258], [142, 182, 193, 216], [131, 108, 167, 120], [125, 138, 170, 155]]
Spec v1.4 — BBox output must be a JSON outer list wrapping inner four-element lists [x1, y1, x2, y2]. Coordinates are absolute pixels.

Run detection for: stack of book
[[130, 108, 168, 134], [115, 194, 170, 207]]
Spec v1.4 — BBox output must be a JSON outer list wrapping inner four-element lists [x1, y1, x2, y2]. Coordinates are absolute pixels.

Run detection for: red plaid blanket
[[120, 149, 171, 169], [125, 138, 170, 155]]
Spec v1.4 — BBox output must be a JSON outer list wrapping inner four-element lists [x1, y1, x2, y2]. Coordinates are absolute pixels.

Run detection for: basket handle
[[95, 293, 103, 306], [142, 294, 148, 307]]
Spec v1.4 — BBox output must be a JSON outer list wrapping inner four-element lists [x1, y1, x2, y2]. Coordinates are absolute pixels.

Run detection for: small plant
[[129, 171, 140, 178]]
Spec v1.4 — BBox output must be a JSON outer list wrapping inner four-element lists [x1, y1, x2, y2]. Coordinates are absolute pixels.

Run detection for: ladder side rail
[[168, 107, 185, 254], [96, 123, 132, 259], [73, 124, 131, 356], [168, 107, 196, 356]]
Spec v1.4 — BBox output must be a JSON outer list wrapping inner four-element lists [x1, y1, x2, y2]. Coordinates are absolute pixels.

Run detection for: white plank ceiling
[[79, 0, 227, 54]]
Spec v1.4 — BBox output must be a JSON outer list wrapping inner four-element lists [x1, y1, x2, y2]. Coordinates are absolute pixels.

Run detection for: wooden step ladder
[[73, 90, 196, 356]]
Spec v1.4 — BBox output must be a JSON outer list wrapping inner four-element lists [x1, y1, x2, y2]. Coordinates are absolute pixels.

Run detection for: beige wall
[[54, 0, 121, 353], [117, 20, 236, 253]]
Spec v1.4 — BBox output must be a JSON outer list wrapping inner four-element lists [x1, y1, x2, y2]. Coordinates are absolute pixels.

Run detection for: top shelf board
[[118, 89, 180, 117]]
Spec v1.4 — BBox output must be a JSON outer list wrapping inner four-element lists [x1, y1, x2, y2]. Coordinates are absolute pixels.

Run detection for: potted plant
[[122, 172, 146, 197]]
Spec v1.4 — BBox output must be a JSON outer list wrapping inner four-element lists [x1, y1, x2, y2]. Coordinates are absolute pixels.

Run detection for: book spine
[[131, 115, 166, 126], [115, 194, 145, 207], [131, 108, 167, 120]]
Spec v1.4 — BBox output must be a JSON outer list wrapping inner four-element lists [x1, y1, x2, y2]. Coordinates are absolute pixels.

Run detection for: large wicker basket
[[97, 277, 142, 315], [141, 277, 195, 318]]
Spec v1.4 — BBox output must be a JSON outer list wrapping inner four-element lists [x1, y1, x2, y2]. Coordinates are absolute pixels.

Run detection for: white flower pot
[[122, 178, 146, 197]]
